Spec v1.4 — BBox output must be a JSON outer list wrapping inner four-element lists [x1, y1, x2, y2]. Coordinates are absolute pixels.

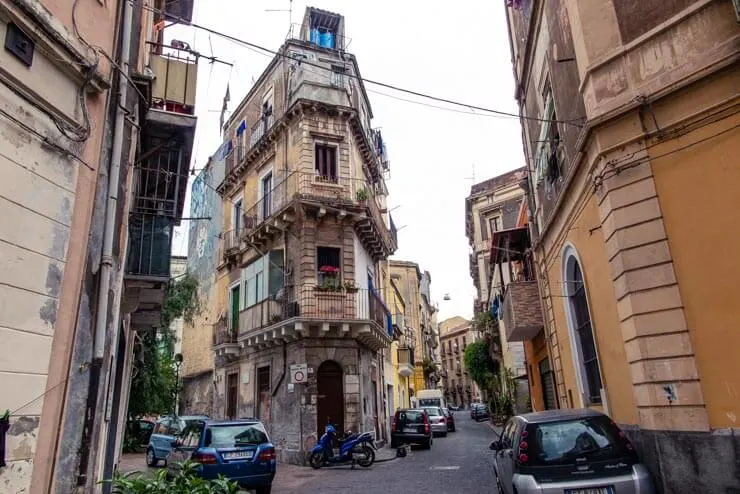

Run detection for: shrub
[[104, 461, 239, 494]]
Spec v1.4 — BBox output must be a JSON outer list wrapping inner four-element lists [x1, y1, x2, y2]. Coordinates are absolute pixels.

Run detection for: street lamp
[[173, 353, 183, 415]]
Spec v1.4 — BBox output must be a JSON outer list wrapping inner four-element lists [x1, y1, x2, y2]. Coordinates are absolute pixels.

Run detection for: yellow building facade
[[505, 1, 740, 492]]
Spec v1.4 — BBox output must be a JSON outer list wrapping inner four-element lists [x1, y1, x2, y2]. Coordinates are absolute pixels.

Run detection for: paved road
[[275, 413, 498, 493], [120, 413, 499, 493]]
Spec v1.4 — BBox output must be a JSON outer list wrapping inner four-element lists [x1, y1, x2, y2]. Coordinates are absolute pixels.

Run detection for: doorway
[[257, 366, 271, 424], [539, 357, 558, 410], [317, 360, 344, 437], [226, 372, 238, 419]]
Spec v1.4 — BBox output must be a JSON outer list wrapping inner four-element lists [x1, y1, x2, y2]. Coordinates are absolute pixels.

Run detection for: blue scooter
[[309, 424, 376, 469]]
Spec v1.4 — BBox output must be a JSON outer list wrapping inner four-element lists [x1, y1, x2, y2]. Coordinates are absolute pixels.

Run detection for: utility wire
[[133, 1, 582, 127]]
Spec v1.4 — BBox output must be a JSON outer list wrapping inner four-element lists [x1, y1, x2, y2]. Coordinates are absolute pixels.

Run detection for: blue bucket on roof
[[319, 31, 335, 49], [310, 28, 320, 45]]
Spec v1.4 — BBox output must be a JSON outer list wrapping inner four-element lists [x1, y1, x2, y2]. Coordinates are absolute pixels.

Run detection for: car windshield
[[206, 423, 269, 448], [397, 410, 424, 424], [422, 407, 442, 417], [526, 416, 632, 466], [418, 398, 441, 407]]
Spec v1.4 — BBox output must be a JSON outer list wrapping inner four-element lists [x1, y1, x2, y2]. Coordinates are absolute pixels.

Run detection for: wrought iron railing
[[249, 114, 275, 148], [237, 171, 395, 251], [219, 229, 242, 262], [238, 286, 391, 337], [212, 319, 238, 346]]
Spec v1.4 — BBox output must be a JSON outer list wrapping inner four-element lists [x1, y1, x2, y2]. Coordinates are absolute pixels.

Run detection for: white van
[[412, 389, 446, 409]]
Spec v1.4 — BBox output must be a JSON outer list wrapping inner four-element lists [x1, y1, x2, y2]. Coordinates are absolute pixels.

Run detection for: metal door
[[317, 360, 344, 437]]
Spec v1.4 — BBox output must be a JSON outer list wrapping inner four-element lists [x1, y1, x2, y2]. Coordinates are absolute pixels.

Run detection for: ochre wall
[[651, 112, 740, 429], [545, 194, 637, 425], [524, 331, 549, 412]]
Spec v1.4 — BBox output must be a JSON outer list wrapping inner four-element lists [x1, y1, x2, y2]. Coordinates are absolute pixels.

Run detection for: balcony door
[[230, 284, 240, 332], [261, 172, 273, 221]]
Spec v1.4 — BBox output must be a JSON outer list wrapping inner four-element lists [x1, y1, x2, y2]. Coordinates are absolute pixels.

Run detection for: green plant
[[355, 187, 368, 201], [463, 340, 500, 391], [343, 280, 357, 291], [421, 357, 438, 379], [473, 310, 496, 333], [104, 461, 239, 494]]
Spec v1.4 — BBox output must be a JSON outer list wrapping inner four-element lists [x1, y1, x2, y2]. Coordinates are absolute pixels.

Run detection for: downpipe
[[79, 0, 133, 487]]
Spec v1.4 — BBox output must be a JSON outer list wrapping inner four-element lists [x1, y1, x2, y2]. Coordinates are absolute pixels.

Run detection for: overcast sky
[[169, 0, 524, 321]]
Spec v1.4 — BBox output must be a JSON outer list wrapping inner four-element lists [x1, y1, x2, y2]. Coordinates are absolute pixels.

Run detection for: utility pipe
[[93, 0, 132, 361]]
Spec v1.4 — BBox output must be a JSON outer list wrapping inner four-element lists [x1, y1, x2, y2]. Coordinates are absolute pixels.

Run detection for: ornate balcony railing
[[239, 286, 390, 337]]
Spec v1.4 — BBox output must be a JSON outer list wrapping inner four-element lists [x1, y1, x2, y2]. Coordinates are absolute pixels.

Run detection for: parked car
[[471, 403, 490, 421], [166, 419, 276, 494], [390, 408, 433, 449], [441, 407, 456, 432], [146, 415, 209, 466], [491, 409, 655, 494], [421, 406, 448, 437], [126, 418, 155, 450]]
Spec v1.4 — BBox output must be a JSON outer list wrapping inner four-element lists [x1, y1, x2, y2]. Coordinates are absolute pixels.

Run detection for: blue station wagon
[[146, 415, 209, 466], [166, 419, 276, 494]]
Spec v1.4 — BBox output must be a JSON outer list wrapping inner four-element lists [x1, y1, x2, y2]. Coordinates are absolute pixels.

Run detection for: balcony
[[503, 281, 544, 342], [226, 171, 395, 260], [397, 347, 415, 377], [212, 318, 240, 359], [238, 286, 391, 352], [148, 47, 197, 124]]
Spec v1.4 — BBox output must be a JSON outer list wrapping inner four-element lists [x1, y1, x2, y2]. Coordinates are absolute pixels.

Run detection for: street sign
[[290, 363, 308, 384]]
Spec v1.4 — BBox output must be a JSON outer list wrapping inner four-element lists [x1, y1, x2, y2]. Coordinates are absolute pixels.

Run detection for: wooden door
[[226, 372, 238, 419], [317, 361, 344, 437]]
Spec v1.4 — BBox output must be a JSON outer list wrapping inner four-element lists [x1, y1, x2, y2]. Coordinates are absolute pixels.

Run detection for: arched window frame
[[561, 243, 604, 408]]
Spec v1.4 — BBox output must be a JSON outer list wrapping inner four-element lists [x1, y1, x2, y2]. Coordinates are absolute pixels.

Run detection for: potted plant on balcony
[[316, 265, 341, 292], [355, 187, 368, 205], [343, 280, 358, 293]]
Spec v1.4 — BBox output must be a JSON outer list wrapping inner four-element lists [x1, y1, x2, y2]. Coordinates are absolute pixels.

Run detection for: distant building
[[439, 317, 482, 408]]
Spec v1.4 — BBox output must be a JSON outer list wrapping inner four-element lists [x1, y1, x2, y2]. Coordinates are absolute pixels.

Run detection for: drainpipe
[[81, 0, 132, 486]]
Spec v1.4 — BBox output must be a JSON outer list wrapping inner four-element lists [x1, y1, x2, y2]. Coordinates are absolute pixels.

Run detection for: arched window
[[563, 246, 603, 405]]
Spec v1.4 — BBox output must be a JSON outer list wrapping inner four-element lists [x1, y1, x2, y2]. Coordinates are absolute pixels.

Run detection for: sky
[[168, 0, 525, 321]]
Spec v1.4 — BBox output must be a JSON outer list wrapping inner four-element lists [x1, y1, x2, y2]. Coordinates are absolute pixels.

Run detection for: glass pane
[[206, 423, 269, 448], [269, 250, 284, 297]]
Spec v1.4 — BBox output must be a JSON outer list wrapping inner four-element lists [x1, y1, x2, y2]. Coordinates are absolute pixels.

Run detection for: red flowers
[[319, 265, 340, 274]]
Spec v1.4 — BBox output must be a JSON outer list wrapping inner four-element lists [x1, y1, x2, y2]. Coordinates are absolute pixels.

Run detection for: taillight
[[521, 430, 529, 438], [258, 447, 276, 461], [519, 441, 528, 450], [518, 453, 529, 463], [424, 415, 430, 434], [192, 452, 218, 464], [440, 417, 446, 424]]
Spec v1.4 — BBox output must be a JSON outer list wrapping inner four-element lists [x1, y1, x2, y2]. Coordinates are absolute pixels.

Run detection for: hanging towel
[[0, 410, 9, 468]]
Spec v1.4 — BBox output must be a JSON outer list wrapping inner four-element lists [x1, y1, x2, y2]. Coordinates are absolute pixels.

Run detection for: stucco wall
[[543, 194, 637, 424], [651, 109, 740, 429]]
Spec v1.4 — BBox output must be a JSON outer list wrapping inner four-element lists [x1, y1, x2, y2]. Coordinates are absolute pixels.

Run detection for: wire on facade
[[132, 0, 583, 127]]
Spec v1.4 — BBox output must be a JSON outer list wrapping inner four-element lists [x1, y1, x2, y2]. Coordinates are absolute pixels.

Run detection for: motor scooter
[[309, 424, 376, 469]]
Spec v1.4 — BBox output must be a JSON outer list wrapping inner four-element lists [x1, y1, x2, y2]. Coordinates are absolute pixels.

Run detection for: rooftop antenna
[[265, 0, 293, 38], [464, 164, 476, 185]]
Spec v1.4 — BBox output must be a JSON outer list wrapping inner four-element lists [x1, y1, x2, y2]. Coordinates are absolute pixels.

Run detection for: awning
[[490, 226, 530, 265]]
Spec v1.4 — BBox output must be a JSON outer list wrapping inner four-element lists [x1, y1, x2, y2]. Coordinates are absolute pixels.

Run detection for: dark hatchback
[[167, 419, 276, 494], [491, 409, 654, 494], [471, 403, 490, 421], [390, 408, 433, 449]]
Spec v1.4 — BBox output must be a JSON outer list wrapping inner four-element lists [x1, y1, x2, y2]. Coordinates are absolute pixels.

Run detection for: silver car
[[421, 406, 448, 437], [491, 409, 654, 494]]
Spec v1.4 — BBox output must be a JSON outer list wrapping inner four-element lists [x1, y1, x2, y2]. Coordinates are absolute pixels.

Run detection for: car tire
[[441, 431, 448, 437], [391, 438, 398, 448], [423, 438, 432, 449], [255, 486, 272, 494], [145, 448, 157, 467]]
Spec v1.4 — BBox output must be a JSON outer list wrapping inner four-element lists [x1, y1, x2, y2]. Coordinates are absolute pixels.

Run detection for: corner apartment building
[[204, 7, 397, 464], [504, 0, 740, 492], [465, 170, 529, 394], [439, 317, 482, 408], [0, 0, 195, 492]]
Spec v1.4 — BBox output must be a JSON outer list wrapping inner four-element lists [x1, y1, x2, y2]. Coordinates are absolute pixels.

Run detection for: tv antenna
[[265, 0, 294, 37], [464, 163, 476, 184]]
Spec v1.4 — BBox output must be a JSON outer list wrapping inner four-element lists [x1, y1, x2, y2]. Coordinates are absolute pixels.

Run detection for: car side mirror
[[489, 440, 501, 451]]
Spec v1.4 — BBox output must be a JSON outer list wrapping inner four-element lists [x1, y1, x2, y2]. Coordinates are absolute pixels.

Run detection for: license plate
[[566, 488, 614, 494], [223, 451, 253, 460], [403, 427, 417, 433]]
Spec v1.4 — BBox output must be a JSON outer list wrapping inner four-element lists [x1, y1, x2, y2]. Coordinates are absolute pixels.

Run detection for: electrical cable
[[133, 0, 582, 127]]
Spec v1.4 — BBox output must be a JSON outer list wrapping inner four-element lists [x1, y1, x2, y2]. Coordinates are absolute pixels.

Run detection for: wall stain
[[39, 298, 58, 327], [9, 416, 39, 436], [45, 263, 62, 298]]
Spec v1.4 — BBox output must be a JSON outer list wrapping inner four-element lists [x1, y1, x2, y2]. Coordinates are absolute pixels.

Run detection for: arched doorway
[[317, 360, 344, 437]]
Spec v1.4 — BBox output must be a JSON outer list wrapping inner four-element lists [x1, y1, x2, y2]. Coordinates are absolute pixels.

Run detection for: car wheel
[[255, 486, 272, 494], [391, 438, 398, 448], [145, 448, 157, 467], [441, 431, 448, 437]]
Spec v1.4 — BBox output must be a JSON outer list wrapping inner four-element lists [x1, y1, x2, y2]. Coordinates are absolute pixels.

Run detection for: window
[[206, 423, 269, 448], [260, 172, 273, 220], [315, 143, 337, 182], [489, 216, 501, 233], [242, 256, 267, 309], [534, 80, 563, 186], [268, 249, 285, 298], [317, 246, 341, 285], [229, 284, 240, 330], [478, 213, 488, 240], [232, 197, 243, 234], [330, 64, 347, 87], [562, 245, 603, 405], [236, 120, 247, 162], [181, 424, 203, 448]]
